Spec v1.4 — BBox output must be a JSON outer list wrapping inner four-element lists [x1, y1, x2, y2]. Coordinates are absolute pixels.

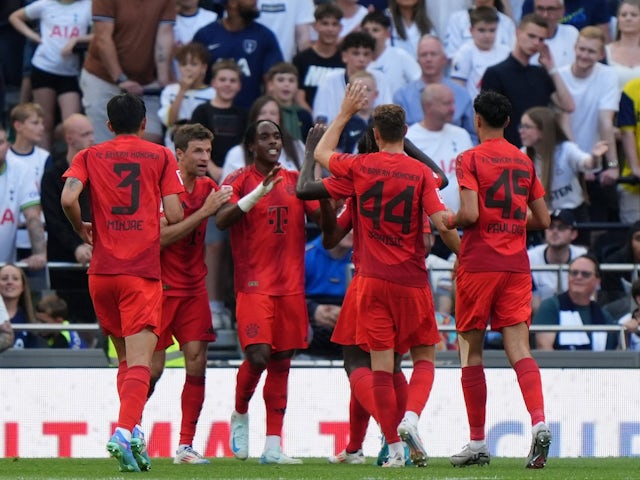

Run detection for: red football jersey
[[64, 135, 184, 279], [329, 151, 446, 287], [223, 166, 320, 296], [456, 137, 545, 272], [161, 176, 218, 295]]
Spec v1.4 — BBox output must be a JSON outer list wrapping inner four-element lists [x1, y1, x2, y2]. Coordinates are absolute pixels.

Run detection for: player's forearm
[[296, 154, 329, 200], [314, 114, 349, 170], [215, 203, 244, 230], [160, 210, 206, 248]]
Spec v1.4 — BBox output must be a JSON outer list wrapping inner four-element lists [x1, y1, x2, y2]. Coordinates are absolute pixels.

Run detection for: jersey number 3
[[112, 163, 140, 215]]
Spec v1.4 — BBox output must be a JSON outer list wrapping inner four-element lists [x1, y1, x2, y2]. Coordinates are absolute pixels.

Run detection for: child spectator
[[191, 60, 247, 182], [451, 6, 511, 99], [35, 294, 86, 349], [360, 11, 421, 96], [445, 0, 516, 59], [312, 30, 392, 124], [9, 0, 92, 150], [158, 43, 215, 152], [7, 103, 50, 262], [386, 0, 435, 58], [265, 62, 312, 142], [337, 71, 377, 154], [293, 3, 345, 112]]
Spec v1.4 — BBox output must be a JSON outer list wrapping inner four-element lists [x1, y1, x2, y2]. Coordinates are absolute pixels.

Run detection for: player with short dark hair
[[216, 119, 321, 465], [314, 83, 460, 468], [445, 89, 552, 469], [153, 123, 232, 465], [61, 92, 184, 473]]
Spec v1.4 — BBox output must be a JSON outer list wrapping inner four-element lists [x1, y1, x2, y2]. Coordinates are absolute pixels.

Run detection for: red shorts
[[89, 274, 162, 338], [156, 293, 216, 350], [235, 292, 308, 352], [331, 275, 360, 346], [355, 276, 439, 354], [455, 266, 532, 332]]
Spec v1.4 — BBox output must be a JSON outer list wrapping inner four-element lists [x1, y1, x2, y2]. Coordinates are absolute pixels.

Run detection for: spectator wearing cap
[[527, 209, 587, 314], [532, 254, 619, 351]]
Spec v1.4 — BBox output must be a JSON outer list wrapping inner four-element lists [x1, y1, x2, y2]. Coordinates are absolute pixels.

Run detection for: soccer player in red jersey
[[61, 93, 184, 473], [152, 123, 232, 464], [298, 124, 449, 466], [216, 119, 321, 465], [445, 90, 552, 469], [314, 83, 461, 467]]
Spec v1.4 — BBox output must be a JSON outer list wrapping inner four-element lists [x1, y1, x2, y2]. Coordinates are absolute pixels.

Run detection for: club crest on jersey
[[243, 40, 257, 55], [245, 323, 259, 338]]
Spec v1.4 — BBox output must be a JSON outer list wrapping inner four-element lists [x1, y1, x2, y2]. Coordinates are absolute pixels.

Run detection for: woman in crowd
[[605, 0, 640, 91], [386, 0, 435, 57], [520, 106, 608, 222], [0, 263, 44, 348]]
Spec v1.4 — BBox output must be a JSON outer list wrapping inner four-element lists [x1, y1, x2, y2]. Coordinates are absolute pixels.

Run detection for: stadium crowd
[[0, 0, 639, 471]]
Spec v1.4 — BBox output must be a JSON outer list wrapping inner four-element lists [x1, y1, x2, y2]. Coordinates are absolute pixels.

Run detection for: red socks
[[461, 365, 486, 441], [235, 360, 264, 414], [118, 365, 150, 432], [263, 358, 291, 437], [406, 361, 435, 416], [179, 374, 205, 446], [393, 371, 408, 426], [372, 371, 400, 444], [514, 357, 546, 426], [349, 367, 376, 419], [346, 392, 370, 452]]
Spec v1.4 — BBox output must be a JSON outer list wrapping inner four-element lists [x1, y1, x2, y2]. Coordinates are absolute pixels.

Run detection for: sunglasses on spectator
[[568, 270, 595, 279]]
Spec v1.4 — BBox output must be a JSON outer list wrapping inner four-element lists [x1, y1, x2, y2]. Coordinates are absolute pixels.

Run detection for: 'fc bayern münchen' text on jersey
[[224, 165, 320, 296], [64, 135, 184, 279], [161, 176, 217, 294], [456, 137, 545, 272], [329, 151, 446, 287]]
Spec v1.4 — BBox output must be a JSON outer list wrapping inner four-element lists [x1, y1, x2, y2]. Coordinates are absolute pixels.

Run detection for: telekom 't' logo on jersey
[[268, 206, 288, 234]]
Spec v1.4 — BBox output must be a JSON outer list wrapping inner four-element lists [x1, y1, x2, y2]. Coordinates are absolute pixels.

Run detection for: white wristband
[[548, 67, 557, 75], [237, 181, 274, 212]]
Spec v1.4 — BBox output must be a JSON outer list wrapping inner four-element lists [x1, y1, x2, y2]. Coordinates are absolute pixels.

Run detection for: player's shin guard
[[349, 367, 376, 420], [372, 371, 400, 444], [406, 360, 434, 417], [118, 365, 151, 432], [235, 360, 264, 414], [393, 371, 408, 426], [461, 365, 487, 441], [180, 374, 206, 446], [514, 357, 545, 425], [264, 358, 291, 436]]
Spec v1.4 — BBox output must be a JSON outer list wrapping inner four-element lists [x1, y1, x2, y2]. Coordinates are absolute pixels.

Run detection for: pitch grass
[[0, 457, 638, 480]]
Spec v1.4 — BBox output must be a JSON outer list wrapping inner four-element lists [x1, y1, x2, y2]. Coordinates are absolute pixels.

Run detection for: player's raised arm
[[296, 124, 331, 200], [315, 82, 368, 170]]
